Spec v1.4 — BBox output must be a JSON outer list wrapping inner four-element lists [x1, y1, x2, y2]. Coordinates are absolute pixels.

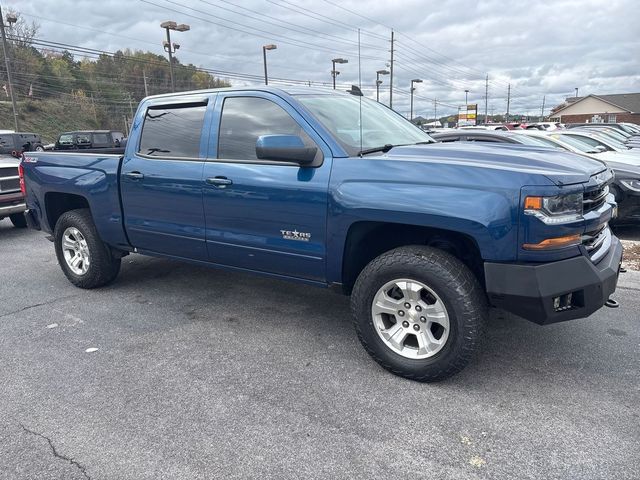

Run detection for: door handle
[[206, 176, 233, 187], [123, 171, 144, 180]]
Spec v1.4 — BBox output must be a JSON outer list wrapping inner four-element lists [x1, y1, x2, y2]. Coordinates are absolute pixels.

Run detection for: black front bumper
[[485, 237, 623, 325]]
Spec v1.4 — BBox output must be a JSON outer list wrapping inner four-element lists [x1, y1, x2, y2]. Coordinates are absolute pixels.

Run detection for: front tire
[[54, 209, 121, 288], [10, 213, 27, 228], [351, 246, 487, 382]]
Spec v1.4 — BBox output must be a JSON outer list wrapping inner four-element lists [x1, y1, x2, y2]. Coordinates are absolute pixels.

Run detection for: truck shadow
[[104, 253, 630, 386]]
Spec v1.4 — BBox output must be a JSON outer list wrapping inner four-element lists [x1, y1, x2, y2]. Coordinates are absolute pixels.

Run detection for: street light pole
[[0, 6, 19, 131], [575, 87, 579, 97], [161, 21, 190, 93], [410, 78, 422, 121], [263, 44, 277, 85], [376, 69, 389, 102], [464, 89, 469, 106], [331, 58, 348, 90]]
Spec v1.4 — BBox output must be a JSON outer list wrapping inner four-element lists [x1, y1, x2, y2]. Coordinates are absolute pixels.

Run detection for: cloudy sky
[[5, 0, 640, 118]]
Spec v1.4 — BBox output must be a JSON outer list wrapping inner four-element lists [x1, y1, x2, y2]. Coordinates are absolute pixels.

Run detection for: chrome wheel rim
[[62, 227, 90, 275], [371, 278, 450, 359]]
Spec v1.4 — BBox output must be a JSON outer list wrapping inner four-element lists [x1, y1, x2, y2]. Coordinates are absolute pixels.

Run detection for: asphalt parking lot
[[1, 219, 638, 480]]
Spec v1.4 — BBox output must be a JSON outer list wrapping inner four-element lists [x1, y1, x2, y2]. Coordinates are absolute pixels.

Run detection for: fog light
[[553, 293, 574, 312]]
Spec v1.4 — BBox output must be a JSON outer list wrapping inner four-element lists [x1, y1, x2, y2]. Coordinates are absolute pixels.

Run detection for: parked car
[[431, 129, 554, 147], [519, 131, 640, 223], [0, 153, 27, 228], [21, 86, 622, 382], [0, 132, 44, 155], [556, 130, 633, 153], [54, 130, 126, 151]]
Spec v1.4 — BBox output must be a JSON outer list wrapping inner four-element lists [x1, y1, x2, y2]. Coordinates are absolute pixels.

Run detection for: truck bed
[[21, 151, 129, 248]]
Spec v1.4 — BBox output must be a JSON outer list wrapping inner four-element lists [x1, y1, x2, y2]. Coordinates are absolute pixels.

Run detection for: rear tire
[[9, 213, 27, 228], [351, 246, 487, 382], [54, 209, 121, 288]]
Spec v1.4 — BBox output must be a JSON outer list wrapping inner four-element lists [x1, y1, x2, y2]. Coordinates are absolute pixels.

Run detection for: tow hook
[[619, 265, 627, 273], [605, 298, 620, 308]]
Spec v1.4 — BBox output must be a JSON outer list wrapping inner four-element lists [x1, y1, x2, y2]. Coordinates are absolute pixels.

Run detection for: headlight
[[620, 179, 640, 192], [524, 192, 583, 224]]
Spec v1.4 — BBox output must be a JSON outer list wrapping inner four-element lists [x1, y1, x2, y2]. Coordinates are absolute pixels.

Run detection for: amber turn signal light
[[523, 234, 581, 250], [524, 196, 543, 210]]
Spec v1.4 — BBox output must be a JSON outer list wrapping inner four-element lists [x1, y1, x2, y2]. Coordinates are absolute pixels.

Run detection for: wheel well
[[341, 222, 484, 294], [44, 192, 90, 230]]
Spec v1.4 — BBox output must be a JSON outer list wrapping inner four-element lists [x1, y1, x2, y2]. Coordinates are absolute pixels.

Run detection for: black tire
[[351, 246, 487, 382], [54, 209, 121, 288], [9, 213, 27, 228]]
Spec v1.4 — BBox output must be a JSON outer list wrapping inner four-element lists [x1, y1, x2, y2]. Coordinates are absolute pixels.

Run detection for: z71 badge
[[280, 229, 311, 242]]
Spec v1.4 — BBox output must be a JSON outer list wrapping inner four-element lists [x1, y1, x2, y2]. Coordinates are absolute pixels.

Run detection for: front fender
[[326, 180, 520, 284]]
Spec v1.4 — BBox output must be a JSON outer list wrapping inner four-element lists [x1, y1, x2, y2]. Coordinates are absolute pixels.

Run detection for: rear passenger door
[[120, 99, 211, 260]]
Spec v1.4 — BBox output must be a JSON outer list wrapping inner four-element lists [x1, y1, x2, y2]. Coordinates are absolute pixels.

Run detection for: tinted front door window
[[217, 97, 314, 160]]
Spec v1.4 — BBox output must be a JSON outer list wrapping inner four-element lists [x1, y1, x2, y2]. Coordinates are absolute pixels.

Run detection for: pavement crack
[[0, 294, 80, 319], [19, 423, 90, 479]]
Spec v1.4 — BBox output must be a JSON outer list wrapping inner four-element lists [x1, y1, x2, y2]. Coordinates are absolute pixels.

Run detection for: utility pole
[[0, 5, 19, 131], [143, 69, 149, 97], [389, 30, 394, 110], [433, 99, 437, 123], [90, 93, 98, 125], [541, 95, 546, 120], [484, 74, 489, 124], [505, 83, 511, 123]]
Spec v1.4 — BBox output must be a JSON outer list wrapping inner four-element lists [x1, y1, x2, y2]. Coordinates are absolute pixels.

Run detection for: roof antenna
[[358, 28, 363, 156]]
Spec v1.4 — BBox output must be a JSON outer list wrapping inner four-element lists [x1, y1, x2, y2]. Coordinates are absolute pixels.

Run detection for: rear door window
[[138, 104, 207, 158], [93, 133, 110, 145]]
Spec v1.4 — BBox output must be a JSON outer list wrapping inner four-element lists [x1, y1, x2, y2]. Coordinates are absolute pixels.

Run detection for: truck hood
[[0, 154, 20, 169], [377, 143, 607, 186]]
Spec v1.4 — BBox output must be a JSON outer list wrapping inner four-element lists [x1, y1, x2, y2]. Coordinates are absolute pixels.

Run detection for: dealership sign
[[459, 104, 477, 126]]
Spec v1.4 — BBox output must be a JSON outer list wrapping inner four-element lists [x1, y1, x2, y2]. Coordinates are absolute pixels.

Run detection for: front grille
[[583, 184, 609, 213], [0, 166, 20, 193], [582, 225, 611, 263]]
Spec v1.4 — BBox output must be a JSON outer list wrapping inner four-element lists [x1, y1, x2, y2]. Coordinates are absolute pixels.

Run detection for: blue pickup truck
[[20, 87, 623, 381]]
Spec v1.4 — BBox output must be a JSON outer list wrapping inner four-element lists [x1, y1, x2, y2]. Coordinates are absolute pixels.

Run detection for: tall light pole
[[376, 69, 389, 102], [263, 44, 277, 85], [464, 89, 469, 106], [410, 78, 422, 121], [331, 58, 348, 89], [575, 87, 579, 97], [0, 7, 19, 131], [161, 21, 190, 92]]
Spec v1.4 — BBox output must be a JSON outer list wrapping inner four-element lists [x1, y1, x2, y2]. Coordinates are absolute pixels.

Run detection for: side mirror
[[256, 135, 317, 165], [594, 145, 607, 153]]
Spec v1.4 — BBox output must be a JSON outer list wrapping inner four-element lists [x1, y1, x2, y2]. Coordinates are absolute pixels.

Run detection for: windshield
[[296, 94, 434, 156], [519, 135, 568, 149], [549, 133, 594, 153]]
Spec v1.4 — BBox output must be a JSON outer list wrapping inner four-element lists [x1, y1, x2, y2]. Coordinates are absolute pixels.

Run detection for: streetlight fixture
[[0, 6, 19, 130], [376, 69, 389, 102], [410, 78, 422, 121], [464, 89, 469, 106], [161, 21, 190, 92], [263, 44, 277, 85], [575, 87, 579, 97], [331, 58, 348, 90]]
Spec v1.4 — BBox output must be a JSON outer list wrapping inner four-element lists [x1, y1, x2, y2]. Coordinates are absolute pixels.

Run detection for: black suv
[[54, 130, 126, 151], [0, 132, 44, 155]]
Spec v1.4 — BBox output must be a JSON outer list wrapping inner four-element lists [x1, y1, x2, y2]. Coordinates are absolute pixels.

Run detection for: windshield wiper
[[358, 144, 399, 157], [358, 141, 433, 157]]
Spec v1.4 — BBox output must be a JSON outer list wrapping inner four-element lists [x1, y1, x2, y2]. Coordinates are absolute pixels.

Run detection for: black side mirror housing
[[256, 135, 318, 165]]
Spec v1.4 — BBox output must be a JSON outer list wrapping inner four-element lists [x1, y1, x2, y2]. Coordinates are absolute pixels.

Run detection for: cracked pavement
[[0, 219, 639, 479]]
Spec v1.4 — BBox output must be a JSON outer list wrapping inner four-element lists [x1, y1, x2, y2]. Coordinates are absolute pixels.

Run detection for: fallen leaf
[[469, 456, 486, 468], [46, 323, 58, 329], [85, 347, 99, 353]]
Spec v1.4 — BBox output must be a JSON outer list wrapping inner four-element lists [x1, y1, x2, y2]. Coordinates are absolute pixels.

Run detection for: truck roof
[[142, 85, 346, 102]]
